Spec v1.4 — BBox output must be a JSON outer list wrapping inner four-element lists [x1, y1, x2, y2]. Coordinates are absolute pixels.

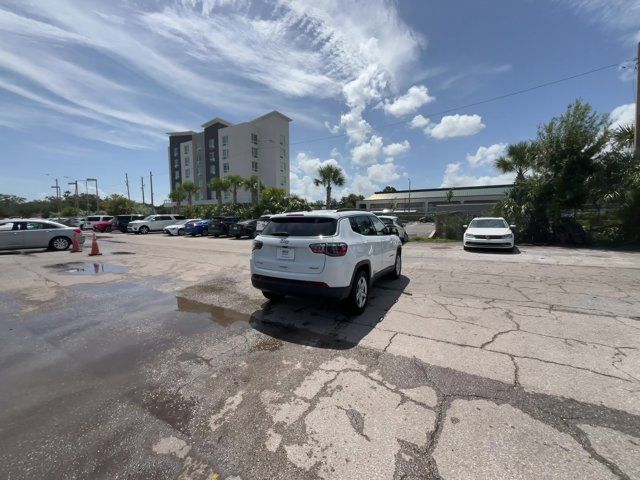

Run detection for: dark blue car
[[185, 219, 211, 236]]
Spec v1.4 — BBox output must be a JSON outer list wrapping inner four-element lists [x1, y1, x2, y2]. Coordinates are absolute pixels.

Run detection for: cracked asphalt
[[0, 233, 639, 479]]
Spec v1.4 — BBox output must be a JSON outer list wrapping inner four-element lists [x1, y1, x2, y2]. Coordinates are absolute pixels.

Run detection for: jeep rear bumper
[[252, 274, 350, 300]]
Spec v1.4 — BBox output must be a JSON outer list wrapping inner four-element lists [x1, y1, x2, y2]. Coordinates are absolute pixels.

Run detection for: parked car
[[185, 218, 213, 237], [463, 217, 515, 251], [251, 211, 402, 314], [229, 219, 257, 238], [209, 216, 240, 237], [255, 214, 272, 236], [113, 214, 146, 233], [93, 221, 113, 233], [127, 214, 186, 234], [84, 215, 113, 230], [377, 215, 408, 243], [67, 217, 85, 229], [163, 218, 199, 236], [0, 219, 85, 251]]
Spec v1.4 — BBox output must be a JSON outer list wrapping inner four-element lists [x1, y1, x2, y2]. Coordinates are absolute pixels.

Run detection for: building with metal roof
[[358, 184, 512, 216]]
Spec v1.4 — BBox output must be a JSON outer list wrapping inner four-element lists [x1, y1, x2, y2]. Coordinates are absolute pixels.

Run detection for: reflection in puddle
[[176, 296, 249, 327], [45, 262, 126, 275]]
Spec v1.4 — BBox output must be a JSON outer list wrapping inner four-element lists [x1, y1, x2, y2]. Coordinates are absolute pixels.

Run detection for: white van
[[84, 215, 114, 230]]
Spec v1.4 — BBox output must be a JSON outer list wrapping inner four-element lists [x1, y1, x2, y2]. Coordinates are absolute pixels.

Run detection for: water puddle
[[44, 262, 126, 275], [109, 251, 136, 255], [176, 296, 249, 327]]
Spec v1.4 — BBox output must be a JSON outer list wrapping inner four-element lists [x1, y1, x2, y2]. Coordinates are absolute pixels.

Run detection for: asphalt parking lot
[[0, 233, 639, 479]]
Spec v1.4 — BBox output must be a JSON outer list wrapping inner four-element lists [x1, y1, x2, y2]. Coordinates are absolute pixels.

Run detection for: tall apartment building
[[168, 111, 291, 204]]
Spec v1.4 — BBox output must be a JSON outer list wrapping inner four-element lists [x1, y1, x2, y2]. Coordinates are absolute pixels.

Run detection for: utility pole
[[125, 173, 131, 200], [635, 41, 640, 156], [68, 180, 79, 212], [50, 178, 60, 213], [141, 176, 146, 205], [149, 171, 155, 212]]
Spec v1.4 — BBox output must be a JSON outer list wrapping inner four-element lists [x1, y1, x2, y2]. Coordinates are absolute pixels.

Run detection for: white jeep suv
[[250, 210, 402, 314]]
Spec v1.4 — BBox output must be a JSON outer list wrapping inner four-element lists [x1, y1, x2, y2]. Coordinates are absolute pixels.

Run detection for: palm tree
[[495, 141, 538, 183], [180, 181, 200, 207], [314, 164, 346, 208], [168, 186, 186, 212], [226, 175, 245, 204], [243, 175, 263, 204], [209, 178, 231, 205], [611, 124, 634, 149]]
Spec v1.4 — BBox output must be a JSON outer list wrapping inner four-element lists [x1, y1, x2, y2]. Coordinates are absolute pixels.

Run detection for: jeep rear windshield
[[261, 217, 337, 236]]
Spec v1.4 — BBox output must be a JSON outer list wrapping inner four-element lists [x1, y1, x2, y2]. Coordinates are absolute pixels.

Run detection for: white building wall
[[251, 114, 290, 194], [218, 122, 256, 203]]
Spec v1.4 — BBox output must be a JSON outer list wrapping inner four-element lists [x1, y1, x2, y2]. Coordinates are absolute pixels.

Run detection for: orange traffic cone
[[88, 233, 102, 256], [70, 232, 81, 253]]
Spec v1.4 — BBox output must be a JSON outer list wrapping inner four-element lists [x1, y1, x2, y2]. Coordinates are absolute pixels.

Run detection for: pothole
[[44, 262, 126, 275], [176, 296, 250, 327]]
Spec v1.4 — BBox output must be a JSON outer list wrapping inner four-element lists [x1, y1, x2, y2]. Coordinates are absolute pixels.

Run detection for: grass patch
[[410, 236, 458, 243]]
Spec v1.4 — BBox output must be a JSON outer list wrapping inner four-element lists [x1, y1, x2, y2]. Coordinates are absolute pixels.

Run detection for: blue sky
[[0, 0, 637, 203]]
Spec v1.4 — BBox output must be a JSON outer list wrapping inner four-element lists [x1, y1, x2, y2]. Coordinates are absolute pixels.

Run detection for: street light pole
[[408, 178, 412, 217]]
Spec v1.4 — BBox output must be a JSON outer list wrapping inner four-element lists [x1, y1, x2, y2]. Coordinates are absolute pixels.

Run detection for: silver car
[[378, 215, 409, 243], [0, 219, 86, 251]]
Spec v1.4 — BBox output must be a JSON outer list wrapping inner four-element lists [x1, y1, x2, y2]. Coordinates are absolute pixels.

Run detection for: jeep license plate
[[277, 247, 294, 260]]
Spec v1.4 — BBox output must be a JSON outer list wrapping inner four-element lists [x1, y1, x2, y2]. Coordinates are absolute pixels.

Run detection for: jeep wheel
[[390, 251, 401, 279], [263, 291, 285, 302], [346, 269, 369, 315]]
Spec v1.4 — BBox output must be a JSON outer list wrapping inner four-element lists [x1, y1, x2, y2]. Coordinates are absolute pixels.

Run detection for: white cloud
[[557, 0, 640, 37], [466, 143, 507, 167], [382, 85, 434, 117], [411, 114, 485, 139], [440, 163, 515, 188], [351, 135, 383, 166], [610, 103, 634, 129], [382, 140, 411, 157], [367, 162, 401, 184]]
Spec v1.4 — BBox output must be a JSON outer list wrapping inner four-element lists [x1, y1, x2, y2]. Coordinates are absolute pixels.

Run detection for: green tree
[[611, 124, 634, 150], [101, 194, 136, 215], [168, 186, 187, 212], [180, 181, 200, 207], [226, 175, 245, 204], [495, 140, 539, 183], [61, 205, 79, 217], [243, 175, 263, 204], [445, 189, 454, 204], [209, 178, 231, 205], [382, 185, 397, 193], [337, 194, 364, 209], [313, 164, 346, 208]]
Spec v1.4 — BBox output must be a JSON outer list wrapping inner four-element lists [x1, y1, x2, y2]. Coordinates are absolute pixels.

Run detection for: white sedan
[[463, 217, 515, 251], [163, 218, 199, 236]]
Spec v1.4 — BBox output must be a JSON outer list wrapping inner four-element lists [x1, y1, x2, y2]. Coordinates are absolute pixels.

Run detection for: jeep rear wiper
[[270, 232, 290, 237]]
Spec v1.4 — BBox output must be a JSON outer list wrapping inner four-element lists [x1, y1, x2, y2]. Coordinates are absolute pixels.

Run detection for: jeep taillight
[[252, 240, 263, 251], [309, 242, 348, 257]]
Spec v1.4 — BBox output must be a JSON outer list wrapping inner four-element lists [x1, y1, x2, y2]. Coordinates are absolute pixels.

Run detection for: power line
[[291, 58, 637, 146]]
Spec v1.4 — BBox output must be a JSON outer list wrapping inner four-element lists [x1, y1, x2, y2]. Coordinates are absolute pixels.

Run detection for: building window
[[223, 163, 229, 173], [174, 171, 180, 180], [185, 168, 190, 177], [223, 149, 229, 159], [222, 135, 228, 146], [173, 147, 178, 156], [210, 164, 216, 175], [208, 152, 215, 161], [252, 161, 258, 172], [224, 191, 230, 200], [184, 144, 190, 154], [184, 157, 190, 166], [251, 133, 258, 144], [208, 139, 215, 149], [252, 147, 258, 158]]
